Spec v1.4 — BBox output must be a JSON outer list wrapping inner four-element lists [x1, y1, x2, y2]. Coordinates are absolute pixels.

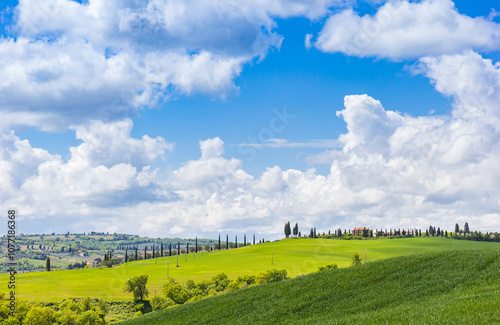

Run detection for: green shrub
[[318, 264, 338, 271], [256, 269, 288, 284], [211, 273, 230, 292], [351, 252, 362, 266], [150, 296, 175, 311], [162, 278, 190, 304]]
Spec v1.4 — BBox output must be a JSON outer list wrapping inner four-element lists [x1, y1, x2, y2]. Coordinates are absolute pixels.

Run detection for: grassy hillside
[[4, 237, 498, 301], [120, 248, 500, 324]]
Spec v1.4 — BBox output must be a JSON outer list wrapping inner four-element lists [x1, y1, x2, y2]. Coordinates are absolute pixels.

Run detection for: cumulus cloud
[[315, 0, 500, 59], [3, 51, 500, 237], [1, 0, 500, 238], [0, 119, 173, 221], [0, 0, 348, 131]]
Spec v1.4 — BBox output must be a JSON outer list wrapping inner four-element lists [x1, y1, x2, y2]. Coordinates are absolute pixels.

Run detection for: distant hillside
[[120, 248, 500, 324]]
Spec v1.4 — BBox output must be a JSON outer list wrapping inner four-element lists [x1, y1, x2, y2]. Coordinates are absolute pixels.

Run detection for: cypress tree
[[226, 235, 229, 250], [152, 245, 155, 258], [253, 234, 255, 245], [187, 242, 189, 254], [161, 243, 164, 257], [218, 234, 221, 250], [244, 234, 246, 246], [464, 222, 470, 234], [196, 237, 198, 253], [46, 257, 51, 271], [135, 248, 138, 261], [177, 241, 180, 256], [144, 246, 147, 260], [169, 243, 172, 256], [235, 235, 238, 248], [125, 249, 128, 263], [455, 223, 460, 234]]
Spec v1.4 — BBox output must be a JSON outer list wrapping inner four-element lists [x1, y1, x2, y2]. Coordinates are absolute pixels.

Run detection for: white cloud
[[0, 0, 348, 131], [3, 51, 500, 237], [2, 0, 500, 240], [418, 50, 500, 124], [238, 138, 340, 149], [315, 0, 500, 59], [305, 33, 313, 49], [0, 119, 173, 218]]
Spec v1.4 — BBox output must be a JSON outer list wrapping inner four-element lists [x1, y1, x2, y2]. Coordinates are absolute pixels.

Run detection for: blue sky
[[1, 0, 499, 238]]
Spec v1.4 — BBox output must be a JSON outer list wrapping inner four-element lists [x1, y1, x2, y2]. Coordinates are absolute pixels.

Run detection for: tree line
[[283, 221, 499, 241]]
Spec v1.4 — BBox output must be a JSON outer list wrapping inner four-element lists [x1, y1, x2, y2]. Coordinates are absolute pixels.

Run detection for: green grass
[[119, 247, 500, 324], [3, 237, 498, 302]]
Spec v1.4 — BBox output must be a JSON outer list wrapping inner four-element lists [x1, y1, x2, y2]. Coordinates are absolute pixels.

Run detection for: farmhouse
[[87, 260, 99, 267], [352, 227, 371, 236]]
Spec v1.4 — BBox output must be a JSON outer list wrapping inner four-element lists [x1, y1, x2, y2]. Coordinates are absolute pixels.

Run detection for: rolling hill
[[119, 247, 500, 324], [4, 236, 498, 302]]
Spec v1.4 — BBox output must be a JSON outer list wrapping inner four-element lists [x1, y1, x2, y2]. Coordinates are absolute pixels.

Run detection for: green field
[[120, 247, 500, 324], [3, 237, 498, 302]]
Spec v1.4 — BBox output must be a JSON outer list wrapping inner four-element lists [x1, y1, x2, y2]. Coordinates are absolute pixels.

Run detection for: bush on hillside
[[318, 264, 338, 271]]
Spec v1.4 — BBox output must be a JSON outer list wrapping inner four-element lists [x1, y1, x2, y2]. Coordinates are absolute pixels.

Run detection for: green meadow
[[120, 247, 500, 324], [4, 237, 498, 302]]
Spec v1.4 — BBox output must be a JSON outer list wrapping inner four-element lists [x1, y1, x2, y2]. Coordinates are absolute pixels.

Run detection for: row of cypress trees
[[119, 234, 264, 262]]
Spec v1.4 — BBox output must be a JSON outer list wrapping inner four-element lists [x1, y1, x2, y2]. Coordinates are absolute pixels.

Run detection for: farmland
[[2, 236, 498, 302], [120, 247, 500, 324]]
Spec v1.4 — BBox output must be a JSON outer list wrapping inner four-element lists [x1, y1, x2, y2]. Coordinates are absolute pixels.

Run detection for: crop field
[[2, 237, 498, 302], [120, 247, 500, 324]]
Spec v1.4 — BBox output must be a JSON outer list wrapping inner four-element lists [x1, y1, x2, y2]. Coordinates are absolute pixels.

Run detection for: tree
[[24, 306, 54, 325], [455, 223, 460, 234], [124, 274, 149, 301], [144, 246, 147, 260], [351, 252, 362, 266], [309, 228, 314, 238], [151, 296, 175, 311], [135, 248, 138, 261], [464, 222, 470, 234], [162, 278, 190, 304], [314, 227, 317, 237], [125, 249, 128, 263], [253, 234, 255, 245], [196, 237, 198, 253], [218, 234, 221, 250], [284, 221, 291, 238], [226, 235, 229, 250], [80, 297, 93, 311], [45, 257, 51, 271], [161, 243, 164, 257], [293, 223, 298, 237]]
